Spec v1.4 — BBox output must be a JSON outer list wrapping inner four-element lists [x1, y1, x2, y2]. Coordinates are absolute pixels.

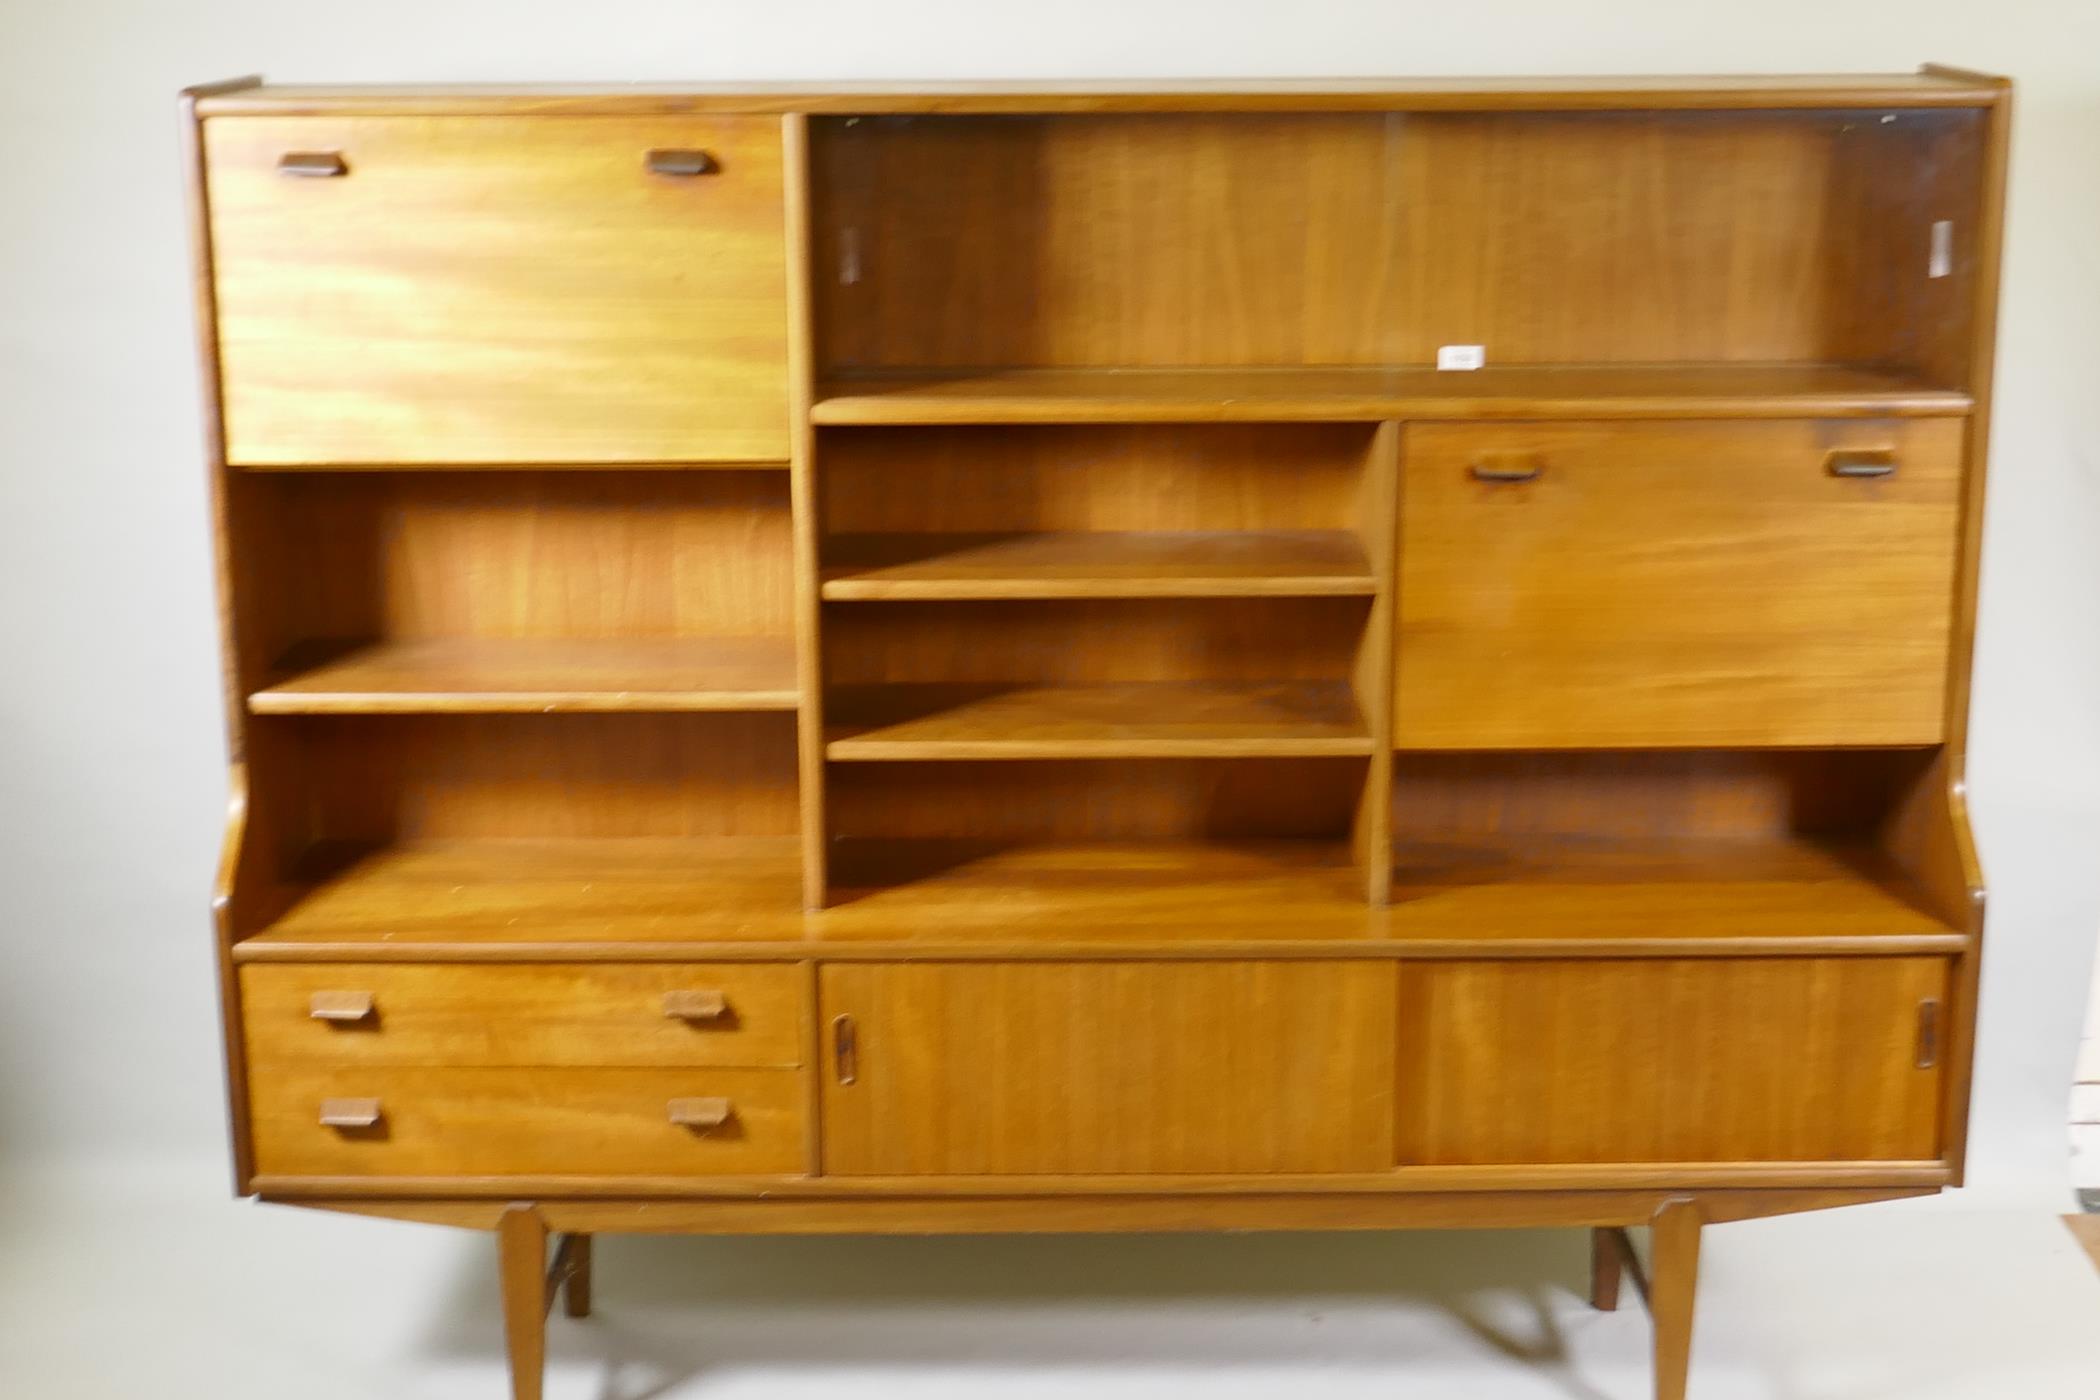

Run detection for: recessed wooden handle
[[1915, 998, 1942, 1069], [667, 1096, 733, 1129], [309, 990, 376, 1023], [1827, 448, 1898, 479], [319, 1097, 382, 1129], [832, 1013, 858, 1086], [1469, 452, 1544, 484], [645, 148, 718, 177], [663, 989, 729, 1021], [278, 151, 348, 178]]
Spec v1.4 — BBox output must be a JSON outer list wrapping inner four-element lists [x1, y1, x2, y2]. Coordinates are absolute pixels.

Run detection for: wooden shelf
[[241, 838, 810, 947], [232, 832, 1964, 957], [249, 638, 800, 714], [1386, 834, 1958, 941], [825, 681, 1373, 760], [812, 365, 1973, 425], [821, 530, 1377, 600]]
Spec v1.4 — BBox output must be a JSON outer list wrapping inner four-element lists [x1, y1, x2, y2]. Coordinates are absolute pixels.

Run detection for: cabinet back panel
[[240, 472, 793, 659], [830, 758, 1363, 842], [820, 424, 1371, 535], [813, 110, 1979, 372], [824, 598, 1368, 686], [1391, 750, 1929, 844], [257, 713, 799, 843]]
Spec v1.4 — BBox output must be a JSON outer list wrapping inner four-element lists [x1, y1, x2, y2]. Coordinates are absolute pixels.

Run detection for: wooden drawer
[[240, 963, 805, 1068], [819, 961, 1396, 1175], [1397, 957, 1948, 1165], [205, 115, 789, 465], [248, 1066, 805, 1178], [1395, 418, 1963, 747]]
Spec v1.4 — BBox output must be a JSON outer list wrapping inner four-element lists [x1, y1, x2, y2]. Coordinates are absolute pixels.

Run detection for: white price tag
[[1437, 344, 1486, 372]]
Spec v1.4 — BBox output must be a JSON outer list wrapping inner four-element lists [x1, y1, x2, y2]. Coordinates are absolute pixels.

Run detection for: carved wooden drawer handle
[[1827, 448, 1898, 479], [1469, 451, 1545, 484], [278, 151, 348, 178], [645, 149, 718, 177], [667, 1097, 733, 1130], [663, 989, 729, 1021], [319, 1098, 382, 1129], [309, 990, 376, 1023]]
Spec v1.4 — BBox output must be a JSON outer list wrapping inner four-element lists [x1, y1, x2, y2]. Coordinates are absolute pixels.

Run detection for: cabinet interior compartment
[[230, 469, 797, 713], [812, 108, 1984, 386], [1386, 747, 1962, 937], [235, 711, 802, 943]]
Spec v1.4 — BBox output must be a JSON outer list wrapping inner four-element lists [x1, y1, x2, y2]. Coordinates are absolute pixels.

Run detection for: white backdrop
[[2, 0, 2096, 1200]]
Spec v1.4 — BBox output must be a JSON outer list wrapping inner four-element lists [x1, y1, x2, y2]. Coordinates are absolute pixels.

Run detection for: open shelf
[[820, 530, 1376, 601], [232, 828, 1962, 955], [239, 838, 809, 949], [812, 365, 1972, 426], [825, 681, 1372, 760], [1387, 833, 1956, 941], [249, 637, 800, 714]]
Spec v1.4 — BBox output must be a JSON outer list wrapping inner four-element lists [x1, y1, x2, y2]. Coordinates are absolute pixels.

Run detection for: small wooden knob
[[663, 989, 729, 1021], [319, 1098, 382, 1129], [667, 1096, 733, 1130], [309, 991, 376, 1023]]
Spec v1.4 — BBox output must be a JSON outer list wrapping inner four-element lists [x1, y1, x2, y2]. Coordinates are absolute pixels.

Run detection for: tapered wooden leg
[[561, 1233, 593, 1318], [1590, 1227, 1624, 1311], [1649, 1199, 1705, 1400], [498, 1206, 549, 1400]]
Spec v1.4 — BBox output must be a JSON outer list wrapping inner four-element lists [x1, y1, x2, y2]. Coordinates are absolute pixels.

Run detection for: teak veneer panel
[[207, 115, 790, 465], [250, 637, 800, 713], [1397, 958, 1948, 1164], [1397, 418, 1963, 747], [819, 961, 1396, 1174], [241, 962, 806, 1066], [248, 1065, 806, 1176]]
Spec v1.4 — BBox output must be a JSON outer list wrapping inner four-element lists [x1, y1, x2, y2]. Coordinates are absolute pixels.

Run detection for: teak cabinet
[[186, 69, 2009, 1400]]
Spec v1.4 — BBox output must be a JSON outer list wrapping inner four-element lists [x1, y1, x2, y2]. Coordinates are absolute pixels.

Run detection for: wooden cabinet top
[[186, 67, 2009, 117]]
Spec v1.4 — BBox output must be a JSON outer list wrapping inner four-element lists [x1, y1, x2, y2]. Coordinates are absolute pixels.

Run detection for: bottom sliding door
[[819, 960, 1396, 1176], [1397, 957, 1949, 1165]]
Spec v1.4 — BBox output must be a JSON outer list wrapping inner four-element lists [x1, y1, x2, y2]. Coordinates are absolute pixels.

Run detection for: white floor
[[6, 1162, 2100, 1400]]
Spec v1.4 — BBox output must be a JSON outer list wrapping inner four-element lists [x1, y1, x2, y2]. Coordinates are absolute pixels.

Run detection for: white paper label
[[1437, 344, 1486, 372]]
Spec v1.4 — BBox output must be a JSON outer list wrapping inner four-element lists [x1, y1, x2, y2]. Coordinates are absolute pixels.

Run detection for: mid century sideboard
[[184, 67, 2009, 1399]]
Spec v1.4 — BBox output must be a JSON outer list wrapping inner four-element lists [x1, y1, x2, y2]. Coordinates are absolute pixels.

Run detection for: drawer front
[[1396, 418, 1963, 747], [1397, 957, 1948, 1165], [241, 963, 805, 1068], [248, 1066, 805, 1178], [820, 961, 1397, 1175], [206, 115, 790, 465]]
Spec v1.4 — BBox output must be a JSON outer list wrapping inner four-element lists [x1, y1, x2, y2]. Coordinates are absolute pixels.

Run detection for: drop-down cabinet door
[[1395, 419, 1963, 747], [205, 115, 790, 465], [819, 961, 1397, 1176]]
